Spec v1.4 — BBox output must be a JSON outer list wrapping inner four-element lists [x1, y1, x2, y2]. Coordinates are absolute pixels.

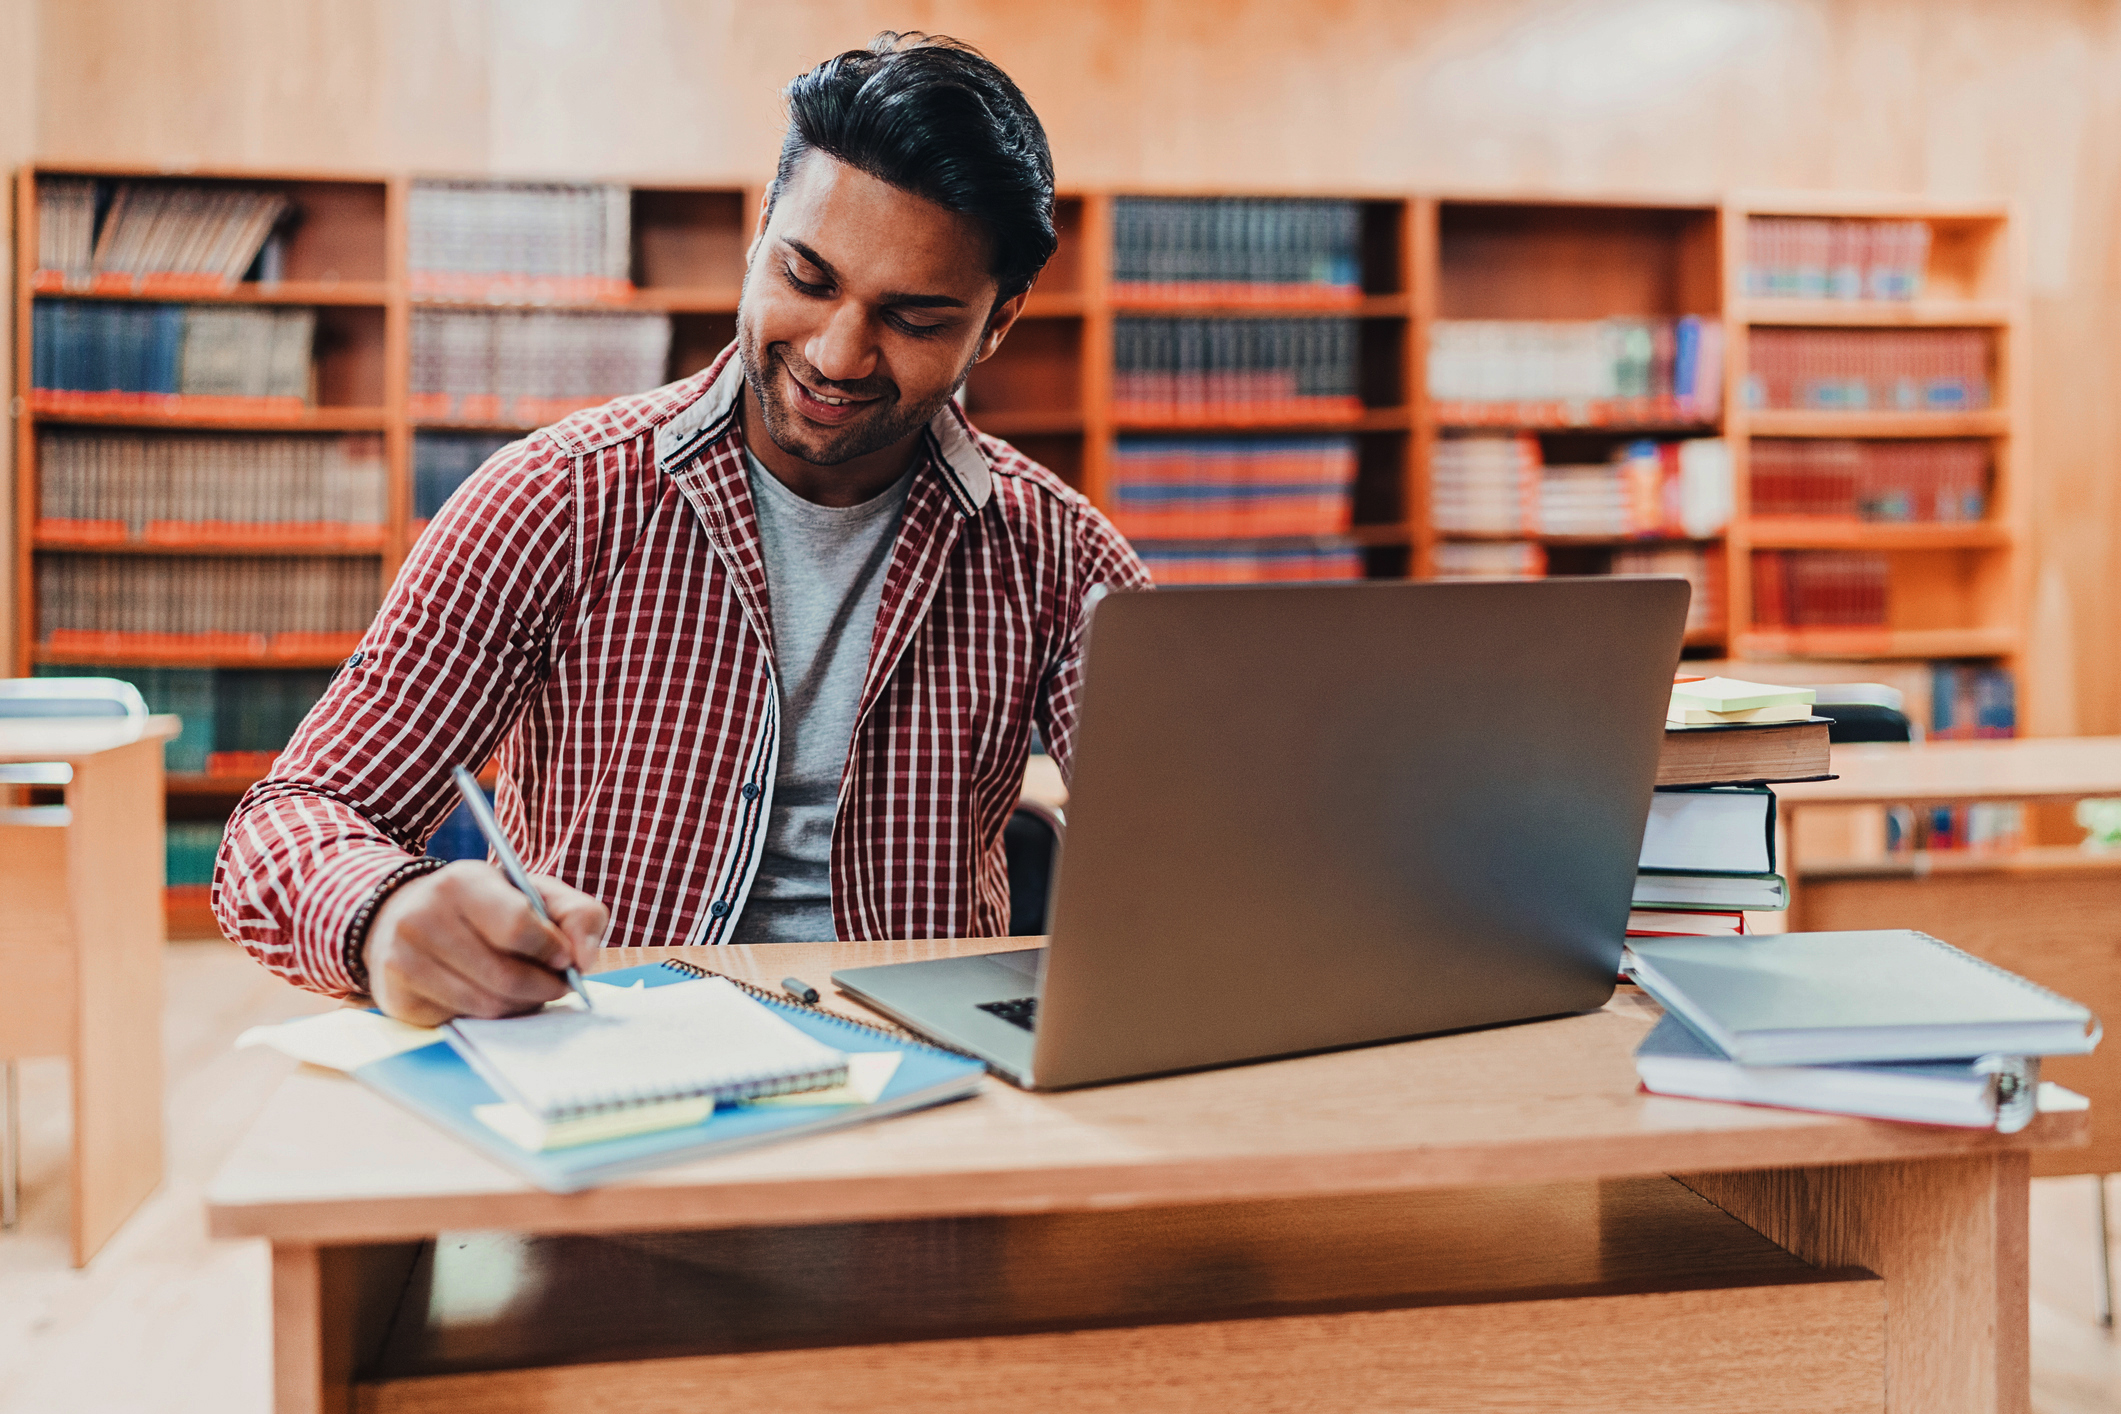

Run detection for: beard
[[736, 322, 976, 468]]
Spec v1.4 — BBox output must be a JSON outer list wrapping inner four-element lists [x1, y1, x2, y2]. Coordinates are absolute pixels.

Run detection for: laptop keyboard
[[978, 996, 1039, 1031]]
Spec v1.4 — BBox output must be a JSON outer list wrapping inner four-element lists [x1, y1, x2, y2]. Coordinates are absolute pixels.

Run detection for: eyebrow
[[783, 237, 970, 311]]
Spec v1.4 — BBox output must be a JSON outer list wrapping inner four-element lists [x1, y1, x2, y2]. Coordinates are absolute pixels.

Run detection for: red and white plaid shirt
[[215, 345, 1150, 997]]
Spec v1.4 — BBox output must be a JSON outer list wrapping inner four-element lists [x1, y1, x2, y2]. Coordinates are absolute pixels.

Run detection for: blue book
[[352, 961, 988, 1193]]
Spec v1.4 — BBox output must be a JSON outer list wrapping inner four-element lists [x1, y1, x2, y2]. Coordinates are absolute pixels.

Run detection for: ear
[[747, 187, 773, 266], [975, 287, 1030, 363]]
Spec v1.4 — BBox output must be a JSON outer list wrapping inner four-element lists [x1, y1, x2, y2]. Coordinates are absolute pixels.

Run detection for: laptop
[[832, 576, 1690, 1090]]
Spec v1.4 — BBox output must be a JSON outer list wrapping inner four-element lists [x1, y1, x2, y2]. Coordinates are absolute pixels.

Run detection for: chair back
[[1806, 683, 1917, 744]]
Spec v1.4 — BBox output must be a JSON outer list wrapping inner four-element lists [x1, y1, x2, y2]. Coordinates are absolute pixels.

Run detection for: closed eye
[[781, 262, 830, 297]]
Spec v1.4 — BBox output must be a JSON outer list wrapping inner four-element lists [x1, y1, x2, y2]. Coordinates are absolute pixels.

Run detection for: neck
[[740, 381, 921, 508]]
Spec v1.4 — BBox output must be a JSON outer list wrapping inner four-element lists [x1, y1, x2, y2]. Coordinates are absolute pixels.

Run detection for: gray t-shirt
[[727, 450, 912, 944]]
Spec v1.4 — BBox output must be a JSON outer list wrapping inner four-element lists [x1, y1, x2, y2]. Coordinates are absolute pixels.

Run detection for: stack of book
[[35, 663, 336, 776], [1751, 551, 1890, 629], [1429, 434, 1731, 539], [1427, 317, 1722, 426], [1613, 546, 1725, 638], [1742, 218, 1931, 301], [31, 302, 316, 415], [1134, 538, 1364, 586], [35, 555, 379, 661], [1110, 435, 1357, 540], [1110, 318, 1361, 424], [1109, 198, 1363, 306], [409, 309, 673, 425], [409, 180, 633, 303], [1749, 439, 1988, 521], [1429, 434, 1538, 534], [1432, 541, 1546, 579], [34, 179, 291, 293], [1742, 329, 1990, 412], [1627, 929, 2096, 1132], [414, 430, 518, 523], [37, 430, 385, 547], [1633, 678, 1826, 932]]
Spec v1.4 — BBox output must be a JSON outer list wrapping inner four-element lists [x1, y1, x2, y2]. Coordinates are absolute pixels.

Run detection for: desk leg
[[1681, 1152, 2029, 1414], [273, 1241, 425, 1414]]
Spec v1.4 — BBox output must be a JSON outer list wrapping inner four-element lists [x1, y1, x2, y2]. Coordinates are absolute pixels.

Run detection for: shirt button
[[710, 900, 731, 919], [742, 782, 760, 802]]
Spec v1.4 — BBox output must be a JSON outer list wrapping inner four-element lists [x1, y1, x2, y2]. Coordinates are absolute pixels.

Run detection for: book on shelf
[[1613, 546, 1724, 637], [31, 300, 316, 415], [1634, 1014, 2047, 1132], [1742, 329, 1989, 412], [414, 430, 519, 523], [1109, 197, 1364, 306], [37, 430, 384, 547], [1654, 716, 1832, 788], [1749, 439, 1989, 522], [34, 178, 292, 294], [1623, 929, 2099, 1066], [34, 555, 378, 661], [1426, 316, 1722, 426], [1930, 661, 2016, 739], [409, 308, 672, 425], [1742, 217, 1931, 302], [1111, 317, 1362, 424], [1430, 433, 1731, 539], [408, 179, 633, 303], [33, 664, 335, 777], [1750, 550, 1890, 629], [166, 820, 226, 889], [1431, 540, 1546, 579], [1109, 435, 1356, 541], [1134, 536, 1364, 586]]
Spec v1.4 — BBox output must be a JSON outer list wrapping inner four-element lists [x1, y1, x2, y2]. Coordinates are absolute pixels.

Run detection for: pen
[[450, 765, 595, 1012], [781, 977, 820, 1004]]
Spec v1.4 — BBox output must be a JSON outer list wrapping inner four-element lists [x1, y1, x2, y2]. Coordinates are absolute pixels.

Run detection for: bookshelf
[[9, 168, 2027, 934]]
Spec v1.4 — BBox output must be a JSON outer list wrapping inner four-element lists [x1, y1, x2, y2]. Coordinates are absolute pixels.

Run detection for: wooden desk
[[210, 938, 2084, 1414], [0, 714, 176, 1265], [1779, 737, 2121, 1176]]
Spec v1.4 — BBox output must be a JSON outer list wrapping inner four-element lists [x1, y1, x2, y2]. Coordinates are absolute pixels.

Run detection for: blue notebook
[[353, 961, 988, 1193]]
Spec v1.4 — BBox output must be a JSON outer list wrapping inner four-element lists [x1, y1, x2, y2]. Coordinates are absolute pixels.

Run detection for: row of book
[[1432, 541, 1545, 579], [409, 180, 633, 302], [34, 664, 334, 775], [36, 431, 386, 545], [1108, 436, 1357, 540], [1134, 537, 1365, 585], [1430, 434, 1733, 540], [1741, 218, 1933, 302], [410, 309, 673, 425], [1929, 661, 2017, 739], [1426, 317, 1723, 426], [1748, 439, 1989, 522], [1887, 803, 2026, 855], [1750, 550, 1888, 628], [1110, 318, 1362, 424], [30, 301, 315, 413], [1742, 329, 1990, 412], [415, 431, 517, 521], [34, 178, 291, 293], [34, 555, 380, 659], [1109, 199, 1364, 304], [167, 821, 226, 889], [1427, 542, 1725, 635]]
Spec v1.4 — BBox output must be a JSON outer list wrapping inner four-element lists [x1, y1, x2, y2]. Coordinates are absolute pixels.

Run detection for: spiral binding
[[660, 958, 984, 1062], [1908, 930, 2103, 1046]]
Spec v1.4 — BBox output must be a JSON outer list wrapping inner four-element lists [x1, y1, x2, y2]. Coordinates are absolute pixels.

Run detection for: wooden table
[[0, 714, 176, 1265], [209, 937, 2084, 1414], [1779, 736, 2121, 1176]]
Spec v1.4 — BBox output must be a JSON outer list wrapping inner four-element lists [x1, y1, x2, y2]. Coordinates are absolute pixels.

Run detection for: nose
[[804, 301, 878, 386]]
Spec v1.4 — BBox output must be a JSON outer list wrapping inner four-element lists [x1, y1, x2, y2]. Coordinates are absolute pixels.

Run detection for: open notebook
[[445, 976, 850, 1124]]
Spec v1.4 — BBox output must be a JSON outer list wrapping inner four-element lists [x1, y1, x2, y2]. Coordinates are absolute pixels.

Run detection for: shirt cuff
[[295, 850, 445, 997]]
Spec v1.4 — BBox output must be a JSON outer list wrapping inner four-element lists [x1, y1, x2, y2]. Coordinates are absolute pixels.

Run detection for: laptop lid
[[1023, 576, 1689, 1089]]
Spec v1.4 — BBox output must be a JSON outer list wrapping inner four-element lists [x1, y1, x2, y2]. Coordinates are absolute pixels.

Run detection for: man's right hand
[[363, 861, 610, 1026]]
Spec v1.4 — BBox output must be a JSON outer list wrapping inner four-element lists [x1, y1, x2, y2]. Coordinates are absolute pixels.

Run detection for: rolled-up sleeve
[[212, 435, 576, 995], [1035, 501, 1152, 783]]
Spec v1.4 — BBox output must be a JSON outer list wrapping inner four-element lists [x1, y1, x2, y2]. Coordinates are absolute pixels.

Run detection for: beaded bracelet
[[342, 856, 449, 996]]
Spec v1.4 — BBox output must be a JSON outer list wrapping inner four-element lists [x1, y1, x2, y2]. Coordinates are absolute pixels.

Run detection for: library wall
[[19, 0, 2121, 731]]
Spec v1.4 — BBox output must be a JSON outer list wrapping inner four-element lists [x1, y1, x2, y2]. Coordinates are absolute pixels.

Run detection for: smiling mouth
[[782, 357, 881, 413]]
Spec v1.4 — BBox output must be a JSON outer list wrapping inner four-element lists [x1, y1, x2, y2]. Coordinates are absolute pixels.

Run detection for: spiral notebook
[[355, 962, 988, 1192]]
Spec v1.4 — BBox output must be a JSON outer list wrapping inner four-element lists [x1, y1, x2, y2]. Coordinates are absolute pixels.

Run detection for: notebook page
[[447, 976, 847, 1121]]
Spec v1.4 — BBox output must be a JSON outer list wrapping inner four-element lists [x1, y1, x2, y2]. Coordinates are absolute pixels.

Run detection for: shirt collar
[[655, 349, 993, 517]]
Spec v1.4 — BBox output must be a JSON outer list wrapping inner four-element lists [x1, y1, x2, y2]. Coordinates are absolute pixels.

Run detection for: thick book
[[353, 962, 987, 1193], [1633, 870, 1787, 910], [1639, 787, 1775, 874], [1655, 717, 1832, 787], [1634, 1014, 2039, 1132], [1623, 931, 2101, 1066]]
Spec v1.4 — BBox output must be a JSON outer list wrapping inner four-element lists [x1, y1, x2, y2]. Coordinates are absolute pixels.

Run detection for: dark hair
[[776, 33, 1056, 304]]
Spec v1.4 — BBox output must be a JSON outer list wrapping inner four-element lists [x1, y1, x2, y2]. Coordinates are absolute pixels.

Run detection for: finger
[[435, 863, 575, 971], [381, 924, 543, 1021], [421, 900, 575, 1011], [531, 875, 610, 971]]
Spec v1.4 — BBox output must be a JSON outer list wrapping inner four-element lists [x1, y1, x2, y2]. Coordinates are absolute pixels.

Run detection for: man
[[215, 34, 1149, 1025]]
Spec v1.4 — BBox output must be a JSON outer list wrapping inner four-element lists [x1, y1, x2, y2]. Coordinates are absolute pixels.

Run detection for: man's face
[[737, 152, 1018, 468]]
